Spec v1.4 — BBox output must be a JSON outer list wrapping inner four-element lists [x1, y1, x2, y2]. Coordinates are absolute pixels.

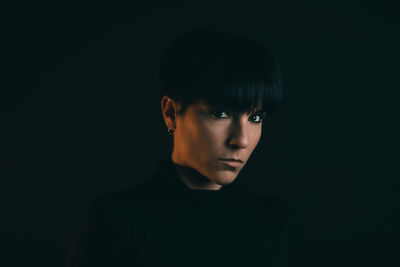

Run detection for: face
[[167, 99, 264, 189]]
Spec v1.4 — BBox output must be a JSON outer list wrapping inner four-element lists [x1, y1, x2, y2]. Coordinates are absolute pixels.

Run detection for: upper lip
[[220, 158, 244, 163]]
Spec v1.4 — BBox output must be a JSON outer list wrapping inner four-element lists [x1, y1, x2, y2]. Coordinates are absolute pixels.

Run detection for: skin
[[161, 96, 263, 191]]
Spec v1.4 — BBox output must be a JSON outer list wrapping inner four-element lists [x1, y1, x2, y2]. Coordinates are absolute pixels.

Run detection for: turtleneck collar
[[152, 155, 237, 208]]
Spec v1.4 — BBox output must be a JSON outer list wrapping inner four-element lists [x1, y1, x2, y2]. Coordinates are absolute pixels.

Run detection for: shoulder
[[90, 177, 162, 218]]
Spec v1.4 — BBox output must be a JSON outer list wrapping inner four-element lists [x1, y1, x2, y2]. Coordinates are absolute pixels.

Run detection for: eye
[[210, 110, 230, 119], [249, 113, 266, 124]]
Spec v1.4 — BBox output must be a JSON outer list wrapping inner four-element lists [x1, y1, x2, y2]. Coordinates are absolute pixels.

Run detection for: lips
[[220, 159, 244, 168], [220, 158, 243, 163]]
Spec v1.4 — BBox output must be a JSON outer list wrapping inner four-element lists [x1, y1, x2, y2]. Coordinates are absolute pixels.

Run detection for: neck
[[171, 158, 222, 191]]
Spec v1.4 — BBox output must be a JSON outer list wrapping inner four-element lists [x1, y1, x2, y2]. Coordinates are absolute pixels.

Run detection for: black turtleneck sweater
[[66, 156, 304, 267]]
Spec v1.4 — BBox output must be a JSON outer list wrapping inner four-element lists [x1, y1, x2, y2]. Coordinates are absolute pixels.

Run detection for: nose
[[227, 119, 249, 149]]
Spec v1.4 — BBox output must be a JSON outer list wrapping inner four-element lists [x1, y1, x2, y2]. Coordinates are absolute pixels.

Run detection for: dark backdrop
[[1, 1, 399, 266]]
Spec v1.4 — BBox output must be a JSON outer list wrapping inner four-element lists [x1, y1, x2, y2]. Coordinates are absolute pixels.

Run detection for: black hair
[[159, 29, 283, 117]]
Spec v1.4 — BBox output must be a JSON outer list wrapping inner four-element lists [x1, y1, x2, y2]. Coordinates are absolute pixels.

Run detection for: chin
[[214, 172, 239, 185]]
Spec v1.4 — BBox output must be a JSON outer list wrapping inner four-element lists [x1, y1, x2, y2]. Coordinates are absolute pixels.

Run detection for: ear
[[161, 96, 179, 130]]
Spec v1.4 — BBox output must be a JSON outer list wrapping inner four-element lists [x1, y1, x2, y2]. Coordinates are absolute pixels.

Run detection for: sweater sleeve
[[65, 195, 129, 267]]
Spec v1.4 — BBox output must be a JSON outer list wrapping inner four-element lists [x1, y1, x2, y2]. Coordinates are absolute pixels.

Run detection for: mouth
[[220, 158, 243, 163], [219, 159, 244, 168]]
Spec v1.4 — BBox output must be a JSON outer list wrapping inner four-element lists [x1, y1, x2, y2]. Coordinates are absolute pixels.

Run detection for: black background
[[1, 1, 399, 266]]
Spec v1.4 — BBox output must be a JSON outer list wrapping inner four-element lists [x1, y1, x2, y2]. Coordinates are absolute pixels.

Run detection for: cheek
[[194, 122, 220, 145], [181, 119, 214, 150], [185, 119, 224, 153], [249, 127, 262, 148]]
